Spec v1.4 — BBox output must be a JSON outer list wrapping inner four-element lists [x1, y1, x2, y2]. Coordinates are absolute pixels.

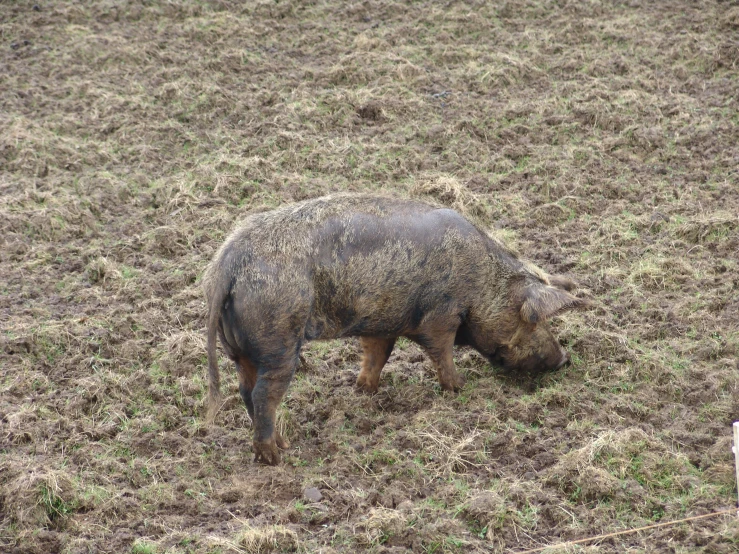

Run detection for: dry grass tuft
[[354, 507, 408, 547], [545, 428, 697, 507], [157, 329, 206, 377], [85, 256, 124, 287], [415, 425, 486, 477], [411, 174, 492, 222], [208, 524, 300, 553], [2, 467, 80, 528], [676, 213, 738, 244], [234, 524, 299, 553], [275, 406, 295, 444], [626, 255, 699, 292]]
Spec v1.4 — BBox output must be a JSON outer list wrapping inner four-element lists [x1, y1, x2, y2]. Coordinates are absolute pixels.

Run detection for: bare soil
[[2, 1, 738, 553]]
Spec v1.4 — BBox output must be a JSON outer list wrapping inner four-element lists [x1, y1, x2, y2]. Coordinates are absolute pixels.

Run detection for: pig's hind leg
[[236, 357, 258, 420], [236, 356, 290, 453], [251, 355, 297, 465], [356, 336, 397, 393]]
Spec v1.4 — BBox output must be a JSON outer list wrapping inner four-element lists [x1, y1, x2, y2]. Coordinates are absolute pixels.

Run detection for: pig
[[203, 193, 590, 465]]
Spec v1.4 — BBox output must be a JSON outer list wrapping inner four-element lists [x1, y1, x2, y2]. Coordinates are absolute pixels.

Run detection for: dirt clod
[[303, 487, 323, 503]]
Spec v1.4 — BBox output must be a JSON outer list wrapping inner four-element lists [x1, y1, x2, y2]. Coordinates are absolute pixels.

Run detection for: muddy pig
[[204, 193, 590, 465]]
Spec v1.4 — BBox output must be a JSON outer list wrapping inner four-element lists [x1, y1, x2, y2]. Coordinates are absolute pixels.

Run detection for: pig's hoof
[[441, 374, 466, 392], [355, 374, 378, 394], [454, 374, 467, 390], [254, 439, 281, 465], [276, 433, 290, 450]]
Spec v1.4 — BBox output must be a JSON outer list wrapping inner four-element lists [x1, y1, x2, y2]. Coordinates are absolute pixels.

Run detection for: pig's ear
[[520, 284, 590, 323], [547, 274, 577, 292]]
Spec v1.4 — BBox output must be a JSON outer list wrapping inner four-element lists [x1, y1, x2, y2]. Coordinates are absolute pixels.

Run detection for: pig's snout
[[556, 349, 570, 370]]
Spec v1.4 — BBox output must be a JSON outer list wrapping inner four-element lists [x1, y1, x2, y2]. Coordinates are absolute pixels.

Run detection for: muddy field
[[2, 0, 739, 552]]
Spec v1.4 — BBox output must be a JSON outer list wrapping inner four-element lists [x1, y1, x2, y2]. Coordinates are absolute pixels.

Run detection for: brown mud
[[1, 1, 738, 552]]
